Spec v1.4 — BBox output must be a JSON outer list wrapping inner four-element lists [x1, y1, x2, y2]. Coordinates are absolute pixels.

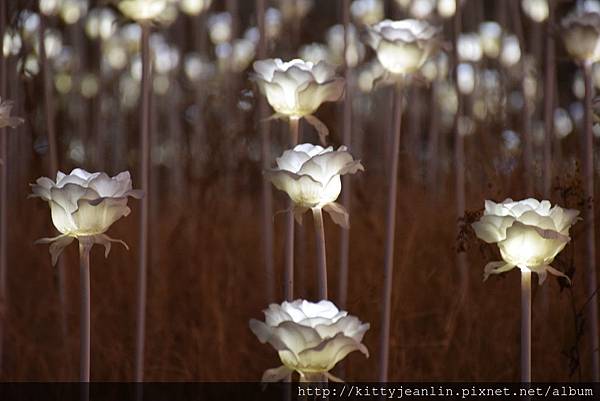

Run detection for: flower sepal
[[35, 233, 130, 267]]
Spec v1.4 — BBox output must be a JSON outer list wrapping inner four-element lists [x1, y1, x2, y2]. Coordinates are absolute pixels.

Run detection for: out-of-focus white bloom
[[22, 12, 41, 42], [500, 34, 521, 67], [350, 0, 384, 26], [249, 299, 370, 382], [562, 11, 600, 64], [184, 52, 216, 82], [479, 22, 502, 59], [266, 8, 283, 39], [230, 38, 256, 73], [208, 12, 232, 45], [267, 144, 363, 227], [36, 29, 63, 59], [3, 29, 22, 57], [40, 0, 60, 16], [0, 98, 24, 129], [457, 63, 475, 94], [502, 130, 521, 151], [179, 0, 211, 16], [155, 2, 179, 25], [326, 24, 365, 68], [59, 0, 88, 24], [118, 0, 167, 23], [252, 58, 345, 118], [119, 23, 142, 53], [299, 43, 332, 65], [81, 73, 99, 98], [572, 71, 585, 99], [408, 0, 436, 19], [31, 169, 143, 265], [152, 37, 180, 74], [522, 0, 549, 22], [421, 51, 448, 82], [554, 108, 573, 139], [457, 33, 482, 62], [357, 60, 386, 92], [85, 8, 118, 40], [472, 198, 579, 284], [367, 19, 438, 75], [103, 38, 129, 71], [437, 0, 456, 18]]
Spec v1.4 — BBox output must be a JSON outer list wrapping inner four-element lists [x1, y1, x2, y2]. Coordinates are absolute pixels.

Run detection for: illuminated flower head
[[31, 169, 143, 265], [472, 198, 580, 284], [252, 58, 345, 119], [250, 299, 370, 382], [367, 19, 438, 75], [266, 143, 364, 228], [561, 11, 600, 64]]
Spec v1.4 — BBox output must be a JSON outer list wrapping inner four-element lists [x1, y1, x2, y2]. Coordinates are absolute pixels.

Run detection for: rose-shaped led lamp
[[31, 169, 143, 262], [472, 198, 579, 382], [267, 144, 363, 299], [250, 299, 369, 382], [252, 58, 345, 142], [31, 169, 142, 383], [267, 144, 363, 220], [366, 17, 438, 383], [472, 198, 578, 283], [367, 19, 438, 76]]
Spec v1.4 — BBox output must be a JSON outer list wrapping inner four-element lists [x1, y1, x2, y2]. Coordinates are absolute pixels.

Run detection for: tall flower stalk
[[379, 83, 402, 382], [256, 0, 275, 303], [472, 198, 579, 382], [366, 18, 438, 382], [0, 3, 23, 375], [582, 60, 599, 380], [39, 10, 68, 347], [135, 22, 151, 383], [118, 0, 169, 382], [562, 9, 600, 380], [31, 169, 142, 384], [285, 118, 300, 300], [542, 0, 555, 198], [338, 0, 352, 309]]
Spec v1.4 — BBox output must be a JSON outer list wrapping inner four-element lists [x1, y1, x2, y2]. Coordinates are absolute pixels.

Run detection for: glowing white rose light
[[31, 168, 142, 384], [31, 168, 143, 265], [472, 198, 579, 382], [562, 11, 600, 64], [249, 299, 370, 382], [267, 143, 363, 227], [118, 0, 167, 23], [367, 19, 438, 76], [252, 59, 345, 141], [472, 198, 579, 284]]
